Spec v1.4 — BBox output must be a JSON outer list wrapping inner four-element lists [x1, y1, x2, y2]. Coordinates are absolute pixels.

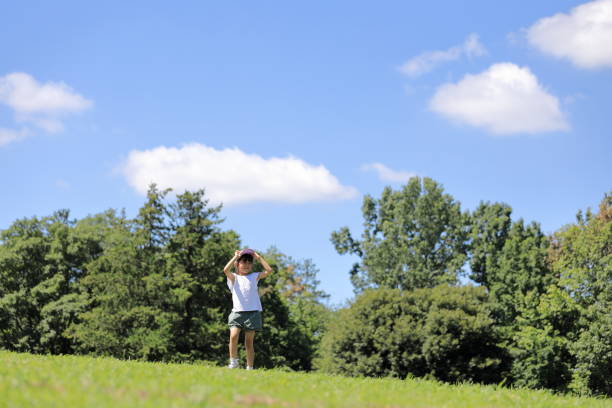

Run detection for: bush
[[316, 285, 505, 384]]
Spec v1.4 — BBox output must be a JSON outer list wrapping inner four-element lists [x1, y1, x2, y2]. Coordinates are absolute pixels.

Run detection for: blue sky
[[1, 1, 610, 305]]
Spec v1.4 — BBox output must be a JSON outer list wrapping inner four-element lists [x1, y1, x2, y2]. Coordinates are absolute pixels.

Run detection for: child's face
[[237, 258, 253, 275]]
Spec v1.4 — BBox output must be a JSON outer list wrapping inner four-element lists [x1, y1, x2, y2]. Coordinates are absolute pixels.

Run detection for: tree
[[165, 188, 233, 361], [469, 202, 553, 326], [0, 210, 104, 354], [490, 219, 554, 326], [64, 185, 325, 370], [468, 201, 513, 287], [505, 192, 611, 396], [509, 286, 579, 392], [331, 177, 469, 292], [468, 201, 562, 391], [68, 186, 237, 362], [262, 247, 331, 370], [67, 204, 173, 360], [548, 192, 612, 396], [470, 207, 555, 390]]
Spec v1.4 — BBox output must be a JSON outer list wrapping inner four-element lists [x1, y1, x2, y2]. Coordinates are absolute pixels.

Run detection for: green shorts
[[228, 310, 263, 331]]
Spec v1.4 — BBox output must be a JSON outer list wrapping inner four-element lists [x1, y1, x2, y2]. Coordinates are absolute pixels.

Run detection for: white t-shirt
[[227, 272, 262, 312]]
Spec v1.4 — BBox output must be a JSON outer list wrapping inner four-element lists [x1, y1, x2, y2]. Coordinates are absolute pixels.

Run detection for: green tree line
[[323, 177, 610, 397], [0, 185, 328, 370], [1, 178, 609, 396]]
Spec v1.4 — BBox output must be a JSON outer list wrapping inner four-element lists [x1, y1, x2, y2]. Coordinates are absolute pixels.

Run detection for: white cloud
[[399, 34, 486, 77], [362, 163, 417, 183], [526, 0, 612, 69], [0, 72, 92, 114], [429, 63, 569, 135], [463, 34, 487, 58], [120, 143, 358, 206], [0, 72, 92, 134], [0, 127, 28, 147]]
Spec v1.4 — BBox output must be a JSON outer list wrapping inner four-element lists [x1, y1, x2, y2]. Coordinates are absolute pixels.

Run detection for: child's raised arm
[[255, 252, 273, 280], [223, 250, 240, 284]]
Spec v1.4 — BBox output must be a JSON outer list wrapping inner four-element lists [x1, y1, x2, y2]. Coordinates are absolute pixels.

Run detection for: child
[[223, 248, 273, 369]]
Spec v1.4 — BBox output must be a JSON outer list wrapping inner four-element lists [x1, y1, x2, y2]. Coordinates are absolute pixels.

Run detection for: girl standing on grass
[[223, 248, 273, 370]]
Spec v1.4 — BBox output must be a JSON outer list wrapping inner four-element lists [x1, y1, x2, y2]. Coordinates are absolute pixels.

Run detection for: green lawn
[[1, 351, 610, 408]]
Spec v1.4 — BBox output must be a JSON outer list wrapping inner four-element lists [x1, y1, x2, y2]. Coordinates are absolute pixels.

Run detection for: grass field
[[1, 351, 610, 408]]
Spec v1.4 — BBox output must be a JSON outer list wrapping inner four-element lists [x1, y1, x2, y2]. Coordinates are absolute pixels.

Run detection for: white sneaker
[[246, 366, 254, 370], [228, 359, 239, 369]]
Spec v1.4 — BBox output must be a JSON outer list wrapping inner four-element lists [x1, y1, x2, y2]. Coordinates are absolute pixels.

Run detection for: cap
[[239, 248, 255, 257]]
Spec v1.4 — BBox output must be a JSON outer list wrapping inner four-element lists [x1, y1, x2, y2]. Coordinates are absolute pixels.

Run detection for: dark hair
[[238, 253, 254, 263]]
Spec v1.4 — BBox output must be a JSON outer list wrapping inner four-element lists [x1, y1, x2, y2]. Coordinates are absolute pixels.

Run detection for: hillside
[[1, 351, 610, 408]]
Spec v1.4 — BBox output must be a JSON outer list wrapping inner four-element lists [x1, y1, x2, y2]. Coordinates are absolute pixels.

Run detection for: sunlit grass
[[1, 351, 609, 407]]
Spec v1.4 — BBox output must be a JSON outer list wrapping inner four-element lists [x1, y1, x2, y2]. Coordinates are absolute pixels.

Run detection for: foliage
[[0, 210, 105, 354], [66, 186, 234, 362], [468, 201, 512, 287], [491, 219, 554, 326], [508, 192, 611, 396], [0, 185, 328, 372], [469, 202, 553, 325], [316, 286, 505, 384], [549, 192, 612, 396], [509, 286, 579, 392], [1, 178, 610, 397], [468, 202, 558, 389], [260, 247, 332, 370], [331, 177, 469, 292]]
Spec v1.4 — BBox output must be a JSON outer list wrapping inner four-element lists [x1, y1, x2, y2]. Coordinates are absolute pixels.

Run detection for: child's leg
[[244, 330, 255, 368], [229, 327, 241, 360]]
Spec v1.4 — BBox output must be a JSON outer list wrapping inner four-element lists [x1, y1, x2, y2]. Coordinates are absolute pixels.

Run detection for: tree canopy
[[331, 177, 469, 292], [327, 178, 610, 396], [0, 185, 328, 370]]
